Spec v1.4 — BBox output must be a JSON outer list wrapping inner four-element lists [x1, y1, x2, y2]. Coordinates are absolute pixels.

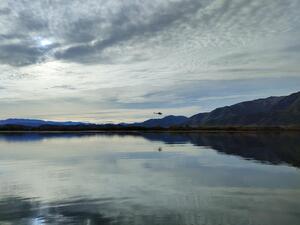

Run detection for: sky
[[0, 0, 300, 123]]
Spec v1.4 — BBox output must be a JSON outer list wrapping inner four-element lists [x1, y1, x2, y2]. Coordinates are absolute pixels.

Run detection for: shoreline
[[0, 127, 300, 134]]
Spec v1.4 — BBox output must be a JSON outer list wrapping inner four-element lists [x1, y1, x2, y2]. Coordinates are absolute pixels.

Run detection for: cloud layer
[[0, 0, 300, 122]]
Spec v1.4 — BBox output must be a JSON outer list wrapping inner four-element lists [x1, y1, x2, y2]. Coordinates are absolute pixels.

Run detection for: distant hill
[[186, 91, 300, 126], [0, 119, 85, 127], [0, 91, 300, 130], [131, 115, 188, 128]]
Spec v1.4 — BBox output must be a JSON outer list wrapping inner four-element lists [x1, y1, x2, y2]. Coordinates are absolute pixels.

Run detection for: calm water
[[0, 132, 300, 225]]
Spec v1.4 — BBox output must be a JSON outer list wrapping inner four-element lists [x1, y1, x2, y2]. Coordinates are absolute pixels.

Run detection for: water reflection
[[1, 132, 299, 167], [140, 132, 300, 168], [0, 197, 113, 225], [2, 192, 299, 225], [0, 132, 299, 225]]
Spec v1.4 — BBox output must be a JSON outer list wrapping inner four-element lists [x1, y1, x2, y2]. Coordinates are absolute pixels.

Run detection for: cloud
[[0, 7, 10, 16], [101, 77, 300, 112], [0, 43, 43, 66], [0, 0, 299, 121], [54, 0, 207, 62], [51, 85, 78, 90], [1, 0, 298, 66]]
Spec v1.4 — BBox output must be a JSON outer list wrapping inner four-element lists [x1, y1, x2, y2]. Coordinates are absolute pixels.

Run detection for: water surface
[[0, 132, 300, 225]]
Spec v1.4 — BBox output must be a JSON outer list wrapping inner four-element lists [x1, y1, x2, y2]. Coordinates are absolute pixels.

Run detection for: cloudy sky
[[0, 0, 300, 123]]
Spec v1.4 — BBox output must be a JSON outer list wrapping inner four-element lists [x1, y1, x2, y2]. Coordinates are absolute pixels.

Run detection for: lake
[[0, 132, 300, 225]]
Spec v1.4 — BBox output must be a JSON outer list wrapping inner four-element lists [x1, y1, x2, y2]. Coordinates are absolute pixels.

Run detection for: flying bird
[[154, 112, 163, 115]]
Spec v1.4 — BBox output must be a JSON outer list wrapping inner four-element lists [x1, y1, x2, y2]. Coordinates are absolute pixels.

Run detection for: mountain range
[[0, 91, 300, 129], [126, 91, 300, 127], [0, 119, 85, 127], [130, 115, 188, 128], [186, 91, 300, 127]]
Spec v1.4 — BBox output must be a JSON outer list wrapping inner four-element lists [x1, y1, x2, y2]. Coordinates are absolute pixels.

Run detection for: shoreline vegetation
[[0, 125, 300, 133]]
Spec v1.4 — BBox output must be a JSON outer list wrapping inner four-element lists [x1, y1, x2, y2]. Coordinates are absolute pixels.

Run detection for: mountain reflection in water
[[1, 132, 299, 167], [0, 132, 299, 225]]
